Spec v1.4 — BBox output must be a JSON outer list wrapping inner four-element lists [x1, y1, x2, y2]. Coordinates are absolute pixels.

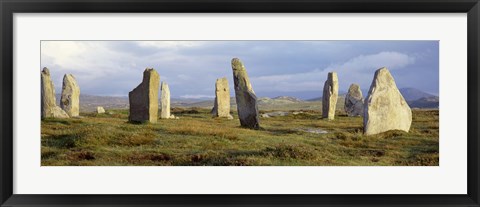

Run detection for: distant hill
[[399, 88, 436, 101], [408, 96, 439, 108], [308, 88, 435, 101], [273, 96, 304, 102], [258, 96, 304, 105], [306, 97, 322, 102], [307, 94, 345, 102], [172, 99, 214, 108], [56, 94, 129, 112], [175, 96, 306, 109], [73, 87, 439, 112]]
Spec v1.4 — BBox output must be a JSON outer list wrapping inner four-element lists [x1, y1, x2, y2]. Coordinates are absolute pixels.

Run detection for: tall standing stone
[[41, 67, 69, 119], [128, 68, 159, 123], [344, 83, 364, 117], [231, 58, 259, 129], [211, 77, 233, 119], [60, 74, 80, 117], [322, 72, 338, 120], [160, 82, 173, 119], [364, 67, 412, 135]]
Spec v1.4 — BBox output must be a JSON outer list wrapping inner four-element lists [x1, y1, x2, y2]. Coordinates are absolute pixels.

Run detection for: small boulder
[[96, 107, 106, 114]]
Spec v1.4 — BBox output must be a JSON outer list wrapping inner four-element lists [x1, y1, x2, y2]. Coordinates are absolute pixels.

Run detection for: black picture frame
[[1, 0, 479, 206]]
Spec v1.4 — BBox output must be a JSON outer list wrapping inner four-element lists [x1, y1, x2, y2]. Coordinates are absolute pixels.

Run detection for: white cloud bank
[[250, 51, 416, 93]]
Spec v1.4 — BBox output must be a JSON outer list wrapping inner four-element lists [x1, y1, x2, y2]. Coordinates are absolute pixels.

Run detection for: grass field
[[41, 108, 439, 166]]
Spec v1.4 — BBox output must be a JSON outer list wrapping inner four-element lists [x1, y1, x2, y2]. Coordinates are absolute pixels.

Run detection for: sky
[[41, 41, 439, 100]]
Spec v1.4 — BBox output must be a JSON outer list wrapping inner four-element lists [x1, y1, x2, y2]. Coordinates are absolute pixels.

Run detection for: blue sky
[[41, 41, 439, 99]]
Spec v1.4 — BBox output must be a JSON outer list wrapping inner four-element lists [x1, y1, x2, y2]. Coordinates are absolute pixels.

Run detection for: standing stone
[[161, 82, 175, 119], [60, 74, 80, 117], [344, 84, 364, 117], [128, 68, 159, 123], [96, 107, 105, 114], [41, 67, 69, 119], [322, 72, 338, 120], [364, 67, 412, 135], [231, 58, 259, 129], [211, 77, 233, 119]]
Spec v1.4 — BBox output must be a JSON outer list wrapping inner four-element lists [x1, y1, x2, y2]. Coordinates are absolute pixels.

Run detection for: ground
[[41, 107, 439, 166]]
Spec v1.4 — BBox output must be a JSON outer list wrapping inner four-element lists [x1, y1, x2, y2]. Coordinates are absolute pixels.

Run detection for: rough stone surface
[[364, 67, 412, 135], [60, 74, 80, 117], [161, 82, 171, 119], [211, 77, 232, 118], [231, 58, 260, 129], [322, 72, 339, 120], [97, 106, 105, 114], [128, 68, 159, 123], [41, 67, 69, 118], [344, 84, 364, 117]]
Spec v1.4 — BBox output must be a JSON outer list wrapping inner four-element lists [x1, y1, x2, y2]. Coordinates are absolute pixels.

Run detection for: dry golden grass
[[164, 121, 239, 140]]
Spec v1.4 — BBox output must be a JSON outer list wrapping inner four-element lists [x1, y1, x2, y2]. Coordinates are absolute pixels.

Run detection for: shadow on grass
[[42, 134, 81, 149], [262, 127, 299, 135], [42, 118, 71, 125], [171, 150, 266, 166], [127, 120, 150, 125], [261, 144, 316, 159]]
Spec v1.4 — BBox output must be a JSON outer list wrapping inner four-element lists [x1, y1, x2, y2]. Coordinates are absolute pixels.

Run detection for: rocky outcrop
[[211, 77, 233, 119], [322, 72, 338, 120], [128, 68, 159, 123], [364, 67, 412, 135], [41, 67, 69, 119], [344, 84, 364, 116], [60, 74, 80, 117], [231, 58, 259, 129]]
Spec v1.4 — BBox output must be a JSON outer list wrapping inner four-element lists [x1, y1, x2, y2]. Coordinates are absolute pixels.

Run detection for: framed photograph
[[1, 0, 479, 206]]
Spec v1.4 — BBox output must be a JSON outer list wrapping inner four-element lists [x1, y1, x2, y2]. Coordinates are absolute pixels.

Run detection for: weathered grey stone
[[364, 67, 412, 135], [322, 72, 338, 120], [344, 84, 364, 117], [41, 67, 69, 119], [128, 68, 159, 123], [96, 106, 105, 114], [60, 74, 80, 117], [231, 58, 259, 129], [211, 77, 232, 118], [160, 82, 172, 119]]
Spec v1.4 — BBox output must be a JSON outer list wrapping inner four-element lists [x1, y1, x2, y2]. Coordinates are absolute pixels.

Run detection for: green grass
[[41, 108, 439, 166]]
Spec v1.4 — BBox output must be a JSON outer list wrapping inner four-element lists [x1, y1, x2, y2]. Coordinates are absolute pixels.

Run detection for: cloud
[[331, 51, 415, 71], [250, 51, 416, 94], [40, 41, 436, 99], [176, 74, 192, 81], [137, 41, 204, 49]]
